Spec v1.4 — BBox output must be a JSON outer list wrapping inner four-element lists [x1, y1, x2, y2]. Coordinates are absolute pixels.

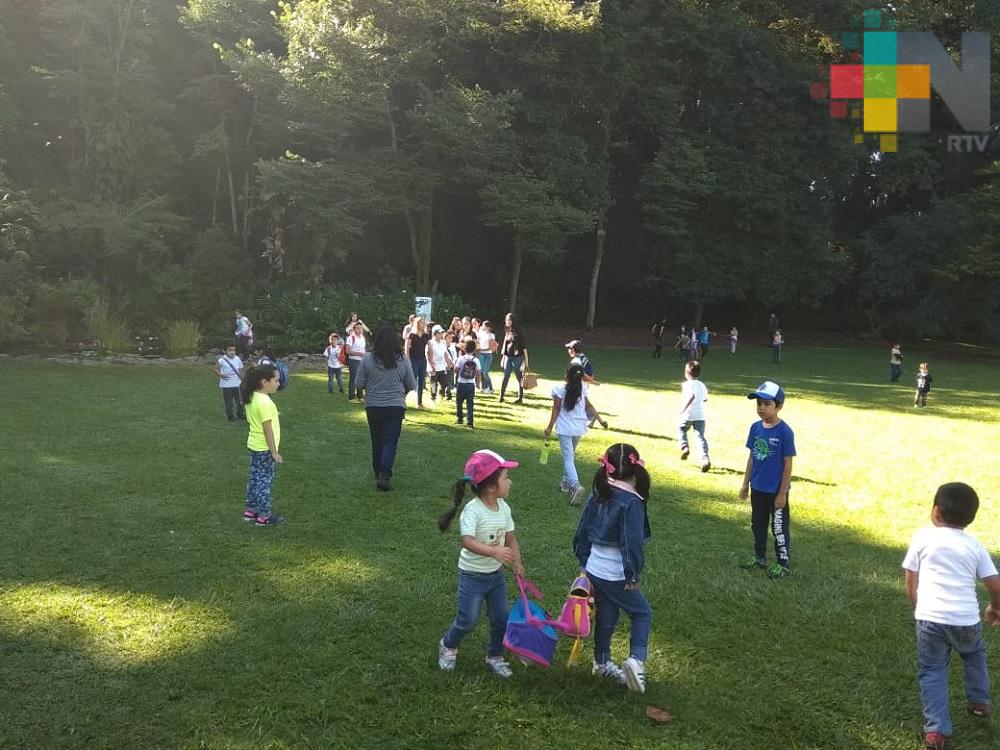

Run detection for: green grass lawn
[[3, 343, 1000, 749]]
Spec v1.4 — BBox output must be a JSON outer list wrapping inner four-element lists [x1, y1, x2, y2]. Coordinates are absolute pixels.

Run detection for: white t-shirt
[[477, 330, 495, 353], [454, 354, 481, 384], [324, 344, 343, 369], [428, 338, 449, 371], [446, 344, 458, 366], [586, 545, 625, 581], [680, 379, 708, 421], [217, 355, 243, 388], [346, 334, 366, 360], [902, 526, 999, 626], [458, 498, 515, 574], [551, 382, 590, 436]]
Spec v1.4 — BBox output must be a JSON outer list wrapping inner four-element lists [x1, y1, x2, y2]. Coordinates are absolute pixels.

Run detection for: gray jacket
[[356, 353, 416, 408]]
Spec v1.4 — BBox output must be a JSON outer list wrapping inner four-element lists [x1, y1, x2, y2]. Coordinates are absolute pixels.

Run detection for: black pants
[[750, 489, 790, 567], [236, 335, 252, 359], [653, 340, 663, 358], [430, 370, 450, 399], [222, 387, 245, 420], [366, 406, 405, 478], [456, 383, 475, 425]]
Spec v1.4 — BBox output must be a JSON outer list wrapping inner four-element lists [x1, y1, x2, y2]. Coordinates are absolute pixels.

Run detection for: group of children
[[219, 315, 991, 749]]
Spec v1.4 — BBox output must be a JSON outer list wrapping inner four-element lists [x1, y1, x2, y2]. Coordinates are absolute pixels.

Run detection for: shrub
[[85, 299, 131, 354], [164, 320, 202, 358]]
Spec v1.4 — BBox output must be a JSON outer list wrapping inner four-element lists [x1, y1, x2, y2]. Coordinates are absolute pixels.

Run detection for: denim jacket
[[572, 483, 651, 586]]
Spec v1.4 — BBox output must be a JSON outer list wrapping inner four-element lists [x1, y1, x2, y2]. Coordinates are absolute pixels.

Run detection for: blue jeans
[[771, 344, 782, 364], [409, 356, 427, 406], [589, 573, 651, 664], [890, 363, 902, 382], [917, 619, 990, 736], [442, 569, 509, 658], [477, 352, 494, 392], [245, 450, 276, 517], [559, 433, 582, 488], [365, 406, 405, 478], [678, 419, 709, 460], [456, 383, 475, 425], [327, 366, 343, 393], [500, 355, 523, 400]]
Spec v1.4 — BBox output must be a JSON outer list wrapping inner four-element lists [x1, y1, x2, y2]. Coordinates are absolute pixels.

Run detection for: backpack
[[459, 357, 478, 380], [338, 344, 347, 366], [503, 576, 558, 667], [276, 360, 290, 390], [552, 574, 594, 667]]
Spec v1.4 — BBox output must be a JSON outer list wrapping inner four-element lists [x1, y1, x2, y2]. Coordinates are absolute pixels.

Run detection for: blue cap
[[747, 380, 785, 404]]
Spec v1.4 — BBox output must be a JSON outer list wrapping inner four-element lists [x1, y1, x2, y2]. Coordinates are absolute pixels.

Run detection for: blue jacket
[[572, 485, 651, 586]]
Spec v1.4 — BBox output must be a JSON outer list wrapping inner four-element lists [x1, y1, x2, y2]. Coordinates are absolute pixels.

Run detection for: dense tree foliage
[[1, 0, 998, 348]]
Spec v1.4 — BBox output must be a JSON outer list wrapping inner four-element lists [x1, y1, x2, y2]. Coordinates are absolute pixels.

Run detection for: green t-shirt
[[246, 392, 280, 452], [458, 498, 515, 574]]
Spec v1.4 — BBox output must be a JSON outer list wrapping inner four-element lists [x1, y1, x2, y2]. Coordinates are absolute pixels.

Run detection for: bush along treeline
[[1, 0, 999, 352]]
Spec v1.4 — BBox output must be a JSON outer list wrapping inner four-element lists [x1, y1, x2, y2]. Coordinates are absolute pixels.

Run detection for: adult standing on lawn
[[404, 317, 430, 409], [344, 311, 371, 338], [499, 312, 529, 404], [234, 310, 253, 358], [346, 322, 368, 401], [357, 325, 416, 491]]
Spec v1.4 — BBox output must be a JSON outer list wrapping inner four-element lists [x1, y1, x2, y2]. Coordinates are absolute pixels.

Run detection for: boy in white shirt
[[453, 339, 481, 427], [213, 343, 245, 422], [902, 482, 1000, 749], [677, 360, 710, 471]]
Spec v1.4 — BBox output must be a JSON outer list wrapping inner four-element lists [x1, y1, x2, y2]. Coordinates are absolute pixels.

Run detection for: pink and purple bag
[[503, 575, 558, 667]]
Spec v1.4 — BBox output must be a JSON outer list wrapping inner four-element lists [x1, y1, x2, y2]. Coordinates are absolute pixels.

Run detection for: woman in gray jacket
[[356, 325, 417, 491]]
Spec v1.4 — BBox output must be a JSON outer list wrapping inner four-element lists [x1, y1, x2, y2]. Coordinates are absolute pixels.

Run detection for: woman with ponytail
[[437, 450, 524, 679], [572, 443, 652, 694], [544, 363, 603, 506], [240, 364, 286, 526]]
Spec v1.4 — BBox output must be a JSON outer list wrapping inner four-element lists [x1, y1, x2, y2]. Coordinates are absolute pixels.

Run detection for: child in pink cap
[[437, 449, 525, 678]]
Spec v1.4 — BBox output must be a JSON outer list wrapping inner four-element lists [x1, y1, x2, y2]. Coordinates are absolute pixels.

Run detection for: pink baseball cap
[[463, 449, 519, 485]]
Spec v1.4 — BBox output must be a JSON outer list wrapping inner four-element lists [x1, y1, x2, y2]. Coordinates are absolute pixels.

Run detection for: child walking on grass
[[437, 450, 524, 678], [544, 363, 604, 507], [240, 365, 285, 526], [739, 381, 795, 578], [902, 482, 1000, 750], [323, 332, 344, 394], [572, 442, 652, 694], [915, 362, 933, 408], [453, 339, 481, 427], [678, 360, 711, 472]]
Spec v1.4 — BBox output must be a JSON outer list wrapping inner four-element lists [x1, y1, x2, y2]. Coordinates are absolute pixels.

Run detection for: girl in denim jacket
[[572, 442, 652, 693]]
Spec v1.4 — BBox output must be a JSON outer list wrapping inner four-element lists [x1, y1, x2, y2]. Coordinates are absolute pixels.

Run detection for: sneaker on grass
[[569, 485, 587, 507], [592, 660, 626, 685], [622, 657, 646, 694], [485, 655, 513, 678], [255, 515, 286, 526], [923, 732, 947, 750], [438, 639, 457, 672], [242, 510, 257, 522], [740, 557, 766, 570], [766, 563, 790, 579]]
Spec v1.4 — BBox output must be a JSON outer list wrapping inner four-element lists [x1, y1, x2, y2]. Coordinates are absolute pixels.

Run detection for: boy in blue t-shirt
[[739, 381, 796, 578]]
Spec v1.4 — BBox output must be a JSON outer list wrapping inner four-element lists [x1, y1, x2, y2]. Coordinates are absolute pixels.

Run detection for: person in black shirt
[[498, 312, 530, 404]]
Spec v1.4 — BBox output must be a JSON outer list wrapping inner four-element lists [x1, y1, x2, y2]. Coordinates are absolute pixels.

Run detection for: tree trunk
[[225, 161, 239, 237], [691, 300, 704, 330], [585, 210, 607, 330], [241, 97, 258, 254], [405, 192, 434, 293], [509, 235, 523, 313], [211, 166, 221, 226]]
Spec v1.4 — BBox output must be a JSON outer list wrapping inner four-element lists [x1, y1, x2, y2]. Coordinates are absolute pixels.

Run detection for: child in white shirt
[[902, 482, 1000, 749], [323, 332, 344, 394], [213, 343, 245, 422], [677, 360, 710, 471]]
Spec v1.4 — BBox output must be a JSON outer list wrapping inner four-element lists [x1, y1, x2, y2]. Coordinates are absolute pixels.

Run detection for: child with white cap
[[739, 381, 796, 579]]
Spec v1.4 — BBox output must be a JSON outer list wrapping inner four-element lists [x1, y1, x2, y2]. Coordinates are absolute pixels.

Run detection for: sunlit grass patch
[[0, 583, 230, 667]]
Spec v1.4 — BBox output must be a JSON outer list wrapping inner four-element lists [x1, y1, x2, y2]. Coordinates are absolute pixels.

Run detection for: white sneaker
[[438, 639, 457, 671], [569, 485, 586, 506], [622, 657, 646, 693], [592, 660, 627, 685], [485, 655, 513, 678]]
